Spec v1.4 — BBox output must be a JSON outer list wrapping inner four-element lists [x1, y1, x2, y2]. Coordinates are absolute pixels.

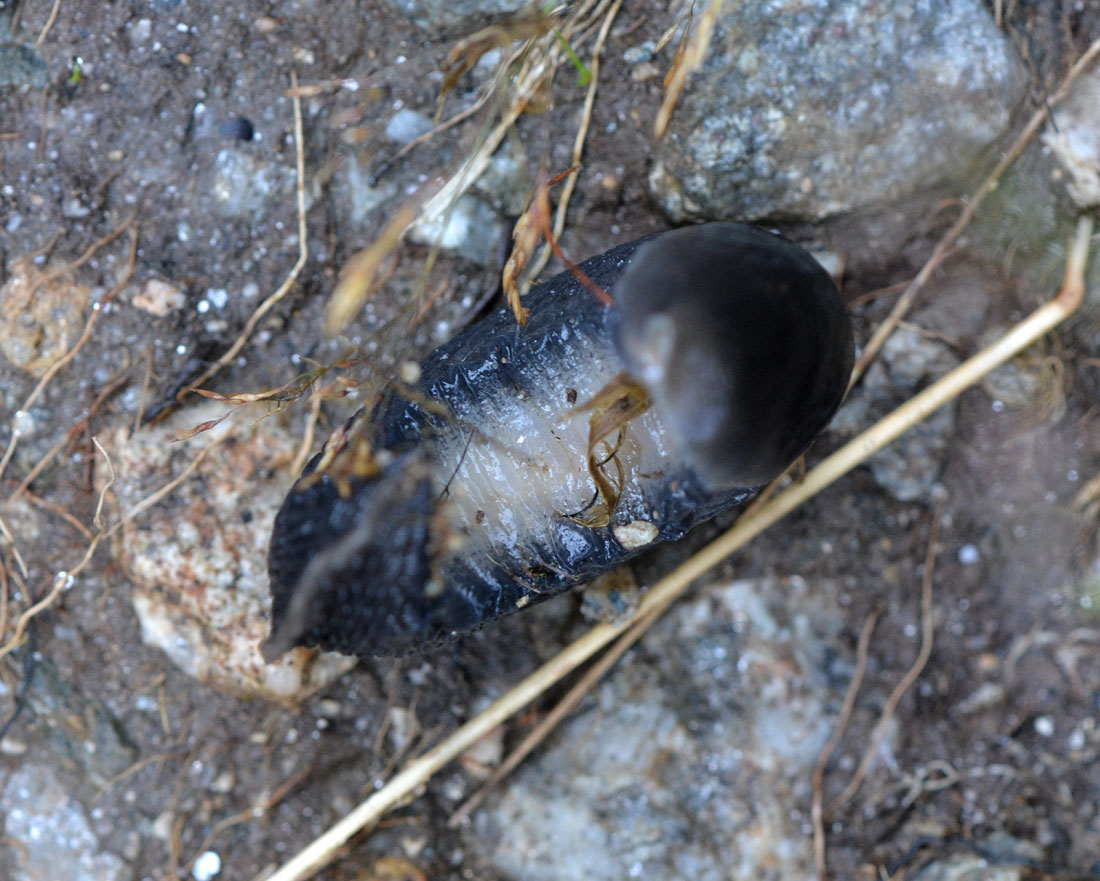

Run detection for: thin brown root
[[184, 764, 315, 876], [22, 211, 134, 301], [0, 517, 29, 580], [21, 489, 94, 542], [13, 341, 132, 501], [826, 506, 943, 816], [35, 0, 63, 45], [813, 607, 881, 880]]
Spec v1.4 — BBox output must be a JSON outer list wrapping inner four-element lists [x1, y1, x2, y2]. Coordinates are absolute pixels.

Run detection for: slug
[[263, 223, 854, 659]]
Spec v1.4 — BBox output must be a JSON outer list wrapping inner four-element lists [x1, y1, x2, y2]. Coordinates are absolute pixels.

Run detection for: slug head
[[613, 223, 853, 489]]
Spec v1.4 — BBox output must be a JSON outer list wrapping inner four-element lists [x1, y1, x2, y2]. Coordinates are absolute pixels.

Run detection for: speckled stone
[[474, 576, 848, 881], [651, 0, 1027, 222], [104, 401, 355, 702]]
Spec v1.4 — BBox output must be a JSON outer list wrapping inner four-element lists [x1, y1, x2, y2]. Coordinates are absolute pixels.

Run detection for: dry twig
[[0, 219, 136, 487], [526, 0, 624, 281]]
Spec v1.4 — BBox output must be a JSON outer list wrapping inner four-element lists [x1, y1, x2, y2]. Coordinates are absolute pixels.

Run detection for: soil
[[1, 2, 1099, 880]]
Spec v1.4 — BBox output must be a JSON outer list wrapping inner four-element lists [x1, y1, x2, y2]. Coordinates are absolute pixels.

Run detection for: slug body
[[265, 224, 854, 658]]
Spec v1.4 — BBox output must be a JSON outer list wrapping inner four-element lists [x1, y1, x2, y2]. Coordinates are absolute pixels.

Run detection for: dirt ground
[[1, 2, 1100, 880]]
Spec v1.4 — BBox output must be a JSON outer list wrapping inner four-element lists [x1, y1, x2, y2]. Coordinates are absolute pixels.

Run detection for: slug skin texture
[[264, 224, 854, 659]]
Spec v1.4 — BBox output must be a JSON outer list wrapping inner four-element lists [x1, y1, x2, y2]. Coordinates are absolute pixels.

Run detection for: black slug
[[263, 223, 854, 659]]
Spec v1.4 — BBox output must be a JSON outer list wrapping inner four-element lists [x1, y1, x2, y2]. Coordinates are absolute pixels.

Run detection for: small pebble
[[192, 850, 222, 881], [957, 544, 980, 565], [219, 117, 255, 141]]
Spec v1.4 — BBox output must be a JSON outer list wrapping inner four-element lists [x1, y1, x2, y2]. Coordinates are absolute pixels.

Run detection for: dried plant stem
[[35, 0, 63, 46], [824, 509, 942, 818], [851, 34, 1100, 385], [812, 607, 880, 879], [260, 218, 1091, 881], [654, 0, 724, 138], [527, 0, 623, 281]]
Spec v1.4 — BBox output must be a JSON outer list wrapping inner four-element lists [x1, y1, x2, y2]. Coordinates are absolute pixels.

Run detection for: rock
[[22, 656, 139, 789], [131, 278, 187, 317], [1042, 68, 1100, 210], [0, 764, 130, 881], [908, 834, 1044, 881], [0, 261, 88, 376], [0, 15, 49, 89], [212, 148, 296, 218], [409, 193, 502, 266], [384, 108, 435, 145], [833, 326, 960, 501], [382, 0, 530, 32], [473, 577, 846, 881], [103, 401, 355, 702], [650, 0, 1026, 222]]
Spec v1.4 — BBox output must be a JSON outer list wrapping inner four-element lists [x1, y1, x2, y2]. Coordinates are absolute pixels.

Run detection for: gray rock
[[1042, 68, 1100, 210], [382, 0, 530, 32], [409, 193, 502, 265], [22, 655, 139, 789], [0, 15, 49, 90], [908, 834, 1043, 881], [650, 0, 1027, 223], [0, 764, 130, 881], [212, 147, 297, 218], [473, 577, 846, 881], [834, 326, 960, 501], [385, 108, 435, 145]]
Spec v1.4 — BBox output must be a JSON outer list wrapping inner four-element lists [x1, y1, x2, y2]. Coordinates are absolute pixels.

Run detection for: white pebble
[[192, 850, 222, 881], [957, 544, 980, 565]]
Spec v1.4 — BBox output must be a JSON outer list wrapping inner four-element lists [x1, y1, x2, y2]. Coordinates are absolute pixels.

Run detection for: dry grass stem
[[654, 0, 724, 138], [13, 296, 134, 501], [527, 0, 623, 281], [22, 212, 133, 301], [22, 489, 94, 542], [35, 0, 63, 46], [290, 391, 324, 478], [187, 72, 307, 394], [260, 216, 1092, 881], [0, 436, 119, 659], [326, 203, 417, 334], [448, 572, 638, 827]]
